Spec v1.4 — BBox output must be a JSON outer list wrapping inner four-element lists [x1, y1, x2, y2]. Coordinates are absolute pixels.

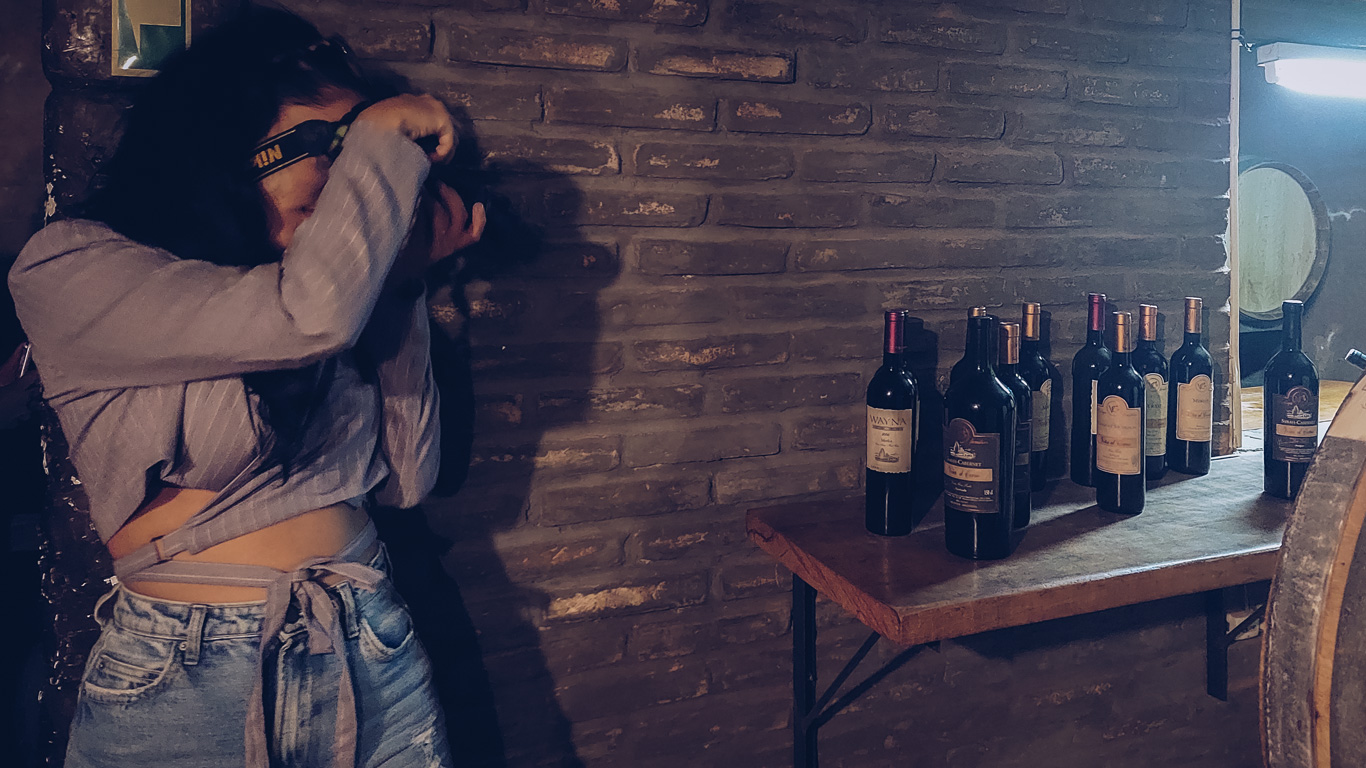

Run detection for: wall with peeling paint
[[1239, 0, 1366, 384], [32, 0, 1246, 766]]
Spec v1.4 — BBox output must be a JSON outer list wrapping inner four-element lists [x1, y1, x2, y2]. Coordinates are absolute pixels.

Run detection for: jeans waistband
[[96, 540, 391, 642]]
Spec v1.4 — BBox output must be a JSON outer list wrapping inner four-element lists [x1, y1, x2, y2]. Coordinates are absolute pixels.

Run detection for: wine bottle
[[1070, 293, 1112, 487], [1132, 304, 1169, 481], [1095, 312, 1146, 514], [944, 315, 1017, 560], [1018, 302, 1056, 491], [998, 321, 1033, 528], [1264, 299, 1319, 499], [1167, 296, 1213, 475], [866, 309, 920, 535], [948, 306, 989, 390]]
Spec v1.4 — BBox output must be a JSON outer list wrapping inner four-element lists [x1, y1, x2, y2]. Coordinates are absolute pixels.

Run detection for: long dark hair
[[83, 7, 387, 476]]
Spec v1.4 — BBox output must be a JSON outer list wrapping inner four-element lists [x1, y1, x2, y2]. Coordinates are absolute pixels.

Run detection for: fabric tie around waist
[[113, 519, 383, 768]]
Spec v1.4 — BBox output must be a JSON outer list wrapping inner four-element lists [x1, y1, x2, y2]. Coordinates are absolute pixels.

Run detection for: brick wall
[[47, 0, 1239, 765]]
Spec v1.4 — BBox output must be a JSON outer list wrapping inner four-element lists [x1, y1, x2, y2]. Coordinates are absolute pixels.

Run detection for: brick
[[1187, 0, 1225, 31], [546, 87, 715, 131], [790, 325, 880, 362], [378, 0, 523, 8], [713, 193, 860, 228], [539, 189, 709, 227], [1081, 0, 1188, 26], [880, 104, 1004, 139], [714, 458, 860, 503], [1067, 236, 1184, 268], [1006, 273, 1129, 306], [628, 619, 704, 660], [419, 79, 541, 122], [869, 193, 997, 228], [536, 475, 712, 525], [637, 238, 788, 275], [1132, 38, 1228, 71], [1129, 118, 1227, 152], [794, 239, 930, 271], [1184, 80, 1230, 118], [948, 63, 1068, 98], [545, 0, 707, 26], [725, 1, 866, 42], [716, 599, 790, 644], [637, 44, 795, 82], [480, 135, 619, 176], [601, 287, 730, 326], [632, 142, 793, 180], [467, 436, 622, 479], [960, 0, 1067, 13], [543, 571, 710, 623], [539, 625, 627, 677], [1071, 155, 1227, 191], [447, 530, 623, 581], [720, 373, 863, 413], [537, 384, 706, 422], [429, 488, 526, 534], [475, 394, 523, 429], [882, 276, 1009, 312], [799, 149, 934, 183], [633, 333, 790, 371], [626, 423, 782, 466], [472, 342, 622, 377], [510, 240, 620, 280], [730, 282, 874, 320], [1074, 75, 1180, 108], [793, 413, 862, 450], [720, 562, 793, 600], [940, 149, 1063, 184], [722, 98, 870, 136], [1182, 235, 1228, 270], [1015, 26, 1126, 63], [324, 20, 431, 61], [806, 48, 937, 93], [1014, 111, 1128, 146], [630, 521, 723, 561], [448, 26, 628, 71], [881, 11, 1008, 54], [553, 656, 711, 720]]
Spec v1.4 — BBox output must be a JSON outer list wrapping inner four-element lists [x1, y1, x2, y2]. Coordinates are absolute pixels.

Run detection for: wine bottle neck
[[966, 322, 997, 373], [883, 351, 902, 369], [1112, 350, 1132, 367], [1087, 329, 1105, 346], [1184, 331, 1202, 347], [1283, 312, 1302, 352]]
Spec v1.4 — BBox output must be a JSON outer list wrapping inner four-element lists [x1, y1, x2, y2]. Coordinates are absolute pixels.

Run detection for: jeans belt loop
[[92, 584, 119, 629], [335, 581, 361, 641], [182, 604, 209, 666]]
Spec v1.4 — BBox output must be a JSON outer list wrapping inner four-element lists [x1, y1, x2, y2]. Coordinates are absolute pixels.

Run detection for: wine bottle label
[[1032, 380, 1051, 452], [1016, 409, 1027, 491], [1144, 373, 1168, 456], [943, 418, 1001, 514], [1272, 386, 1318, 463], [1175, 374, 1213, 442], [1096, 395, 1143, 476], [867, 406, 914, 473], [1090, 379, 1098, 436]]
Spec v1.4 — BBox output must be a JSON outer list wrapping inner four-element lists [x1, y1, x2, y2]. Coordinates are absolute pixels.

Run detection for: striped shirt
[[8, 119, 440, 579]]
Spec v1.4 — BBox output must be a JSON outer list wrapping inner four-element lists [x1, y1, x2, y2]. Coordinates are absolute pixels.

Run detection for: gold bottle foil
[[1139, 304, 1159, 342], [1184, 297, 1202, 334], [1022, 302, 1041, 341], [999, 321, 1022, 364], [970, 306, 988, 318], [1110, 311, 1134, 353]]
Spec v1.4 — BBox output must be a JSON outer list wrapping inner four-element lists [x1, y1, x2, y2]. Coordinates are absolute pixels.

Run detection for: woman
[[9, 7, 484, 767]]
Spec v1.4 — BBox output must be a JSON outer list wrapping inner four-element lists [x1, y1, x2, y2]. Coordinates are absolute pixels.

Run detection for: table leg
[[1206, 588, 1228, 701], [794, 575, 817, 768]]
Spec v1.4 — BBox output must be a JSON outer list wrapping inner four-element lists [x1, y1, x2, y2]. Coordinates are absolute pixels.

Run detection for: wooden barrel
[[1264, 375, 1366, 768]]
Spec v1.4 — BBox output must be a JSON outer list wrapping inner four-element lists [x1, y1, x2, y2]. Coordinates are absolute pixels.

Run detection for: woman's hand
[[388, 184, 487, 289], [354, 94, 457, 164]]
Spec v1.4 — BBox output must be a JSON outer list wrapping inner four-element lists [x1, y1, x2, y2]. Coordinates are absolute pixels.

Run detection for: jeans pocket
[[355, 582, 416, 663], [80, 630, 179, 704]]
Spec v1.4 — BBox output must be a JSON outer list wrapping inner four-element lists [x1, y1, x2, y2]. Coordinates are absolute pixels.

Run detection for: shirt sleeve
[[8, 120, 430, 391], [362, 290, 440, 508]]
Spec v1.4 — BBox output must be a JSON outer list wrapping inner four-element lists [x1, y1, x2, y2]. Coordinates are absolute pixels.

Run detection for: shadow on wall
[[374, 107, 618, 766]]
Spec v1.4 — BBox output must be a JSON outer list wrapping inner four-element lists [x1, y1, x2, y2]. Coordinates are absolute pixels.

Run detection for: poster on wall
[[111, 0, 190, 77]]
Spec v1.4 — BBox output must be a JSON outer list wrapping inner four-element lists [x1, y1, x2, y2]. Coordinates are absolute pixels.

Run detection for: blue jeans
[[65, 544, 453, 767]]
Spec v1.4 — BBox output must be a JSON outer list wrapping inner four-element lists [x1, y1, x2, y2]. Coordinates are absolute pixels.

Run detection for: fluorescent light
[[1258, 42, 1366, 99]]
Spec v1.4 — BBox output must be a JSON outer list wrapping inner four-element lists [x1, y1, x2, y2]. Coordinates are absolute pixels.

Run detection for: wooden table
[[748, 450, 1292, 768]]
